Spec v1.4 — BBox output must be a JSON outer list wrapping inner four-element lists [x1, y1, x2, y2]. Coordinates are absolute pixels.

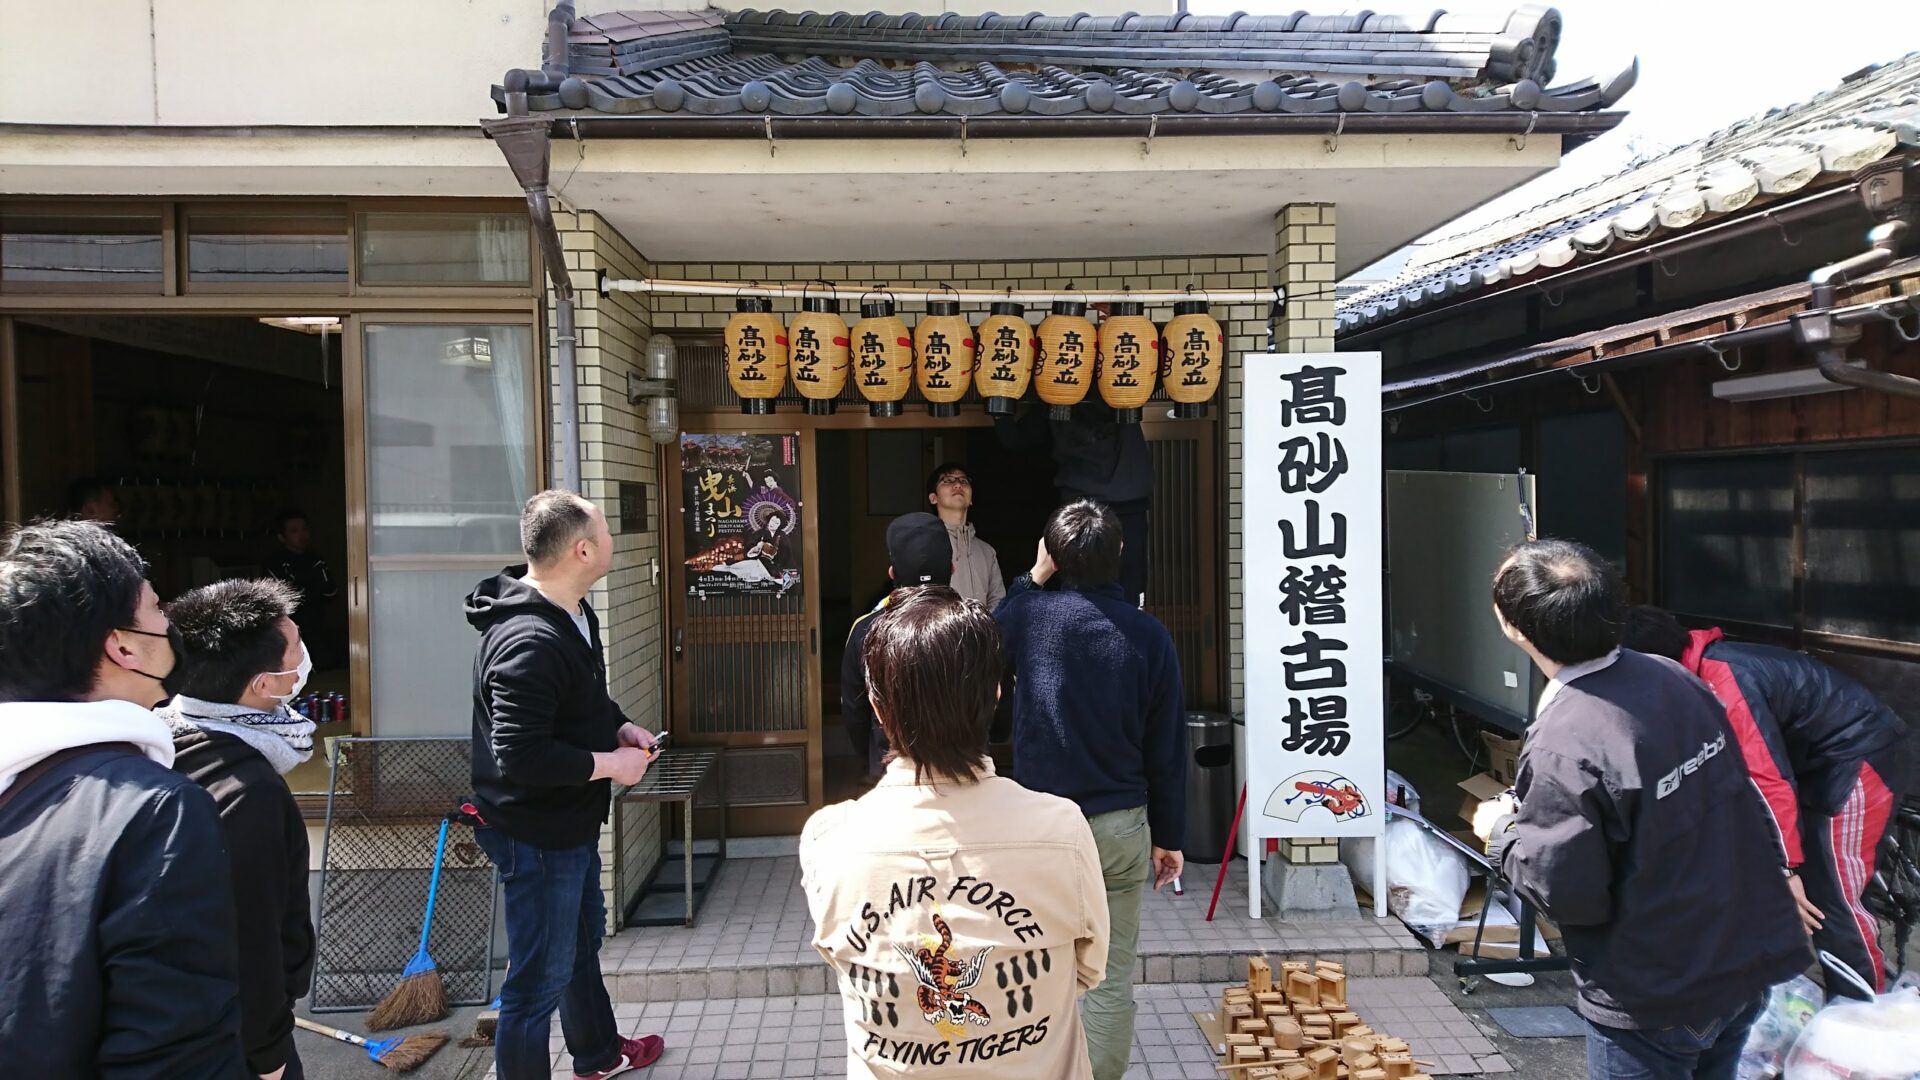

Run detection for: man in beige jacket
[[801, 587, 1109, 1079], [927, 463, 1006, 610]]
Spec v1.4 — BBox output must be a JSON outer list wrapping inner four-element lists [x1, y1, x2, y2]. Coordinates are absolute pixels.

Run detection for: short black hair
[[0, 519, 149, 703], [66, 477, 111, 512], [272, 508, 308, 537], [925, 462, 970, 498], [864, 586, 1001, 786], [1044, 499, 1123, 590], [1621, 605, 1691, 662], [521, 490, 595, 565], [165, 579, 299, 704], [1492, 539, 1623, 666]]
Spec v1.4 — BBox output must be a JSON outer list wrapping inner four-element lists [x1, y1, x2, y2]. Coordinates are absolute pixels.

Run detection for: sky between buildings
[[1187, 0, 1920, 283]]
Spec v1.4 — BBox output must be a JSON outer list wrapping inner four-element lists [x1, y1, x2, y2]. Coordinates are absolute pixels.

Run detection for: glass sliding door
[[355, 319, 538, 736]]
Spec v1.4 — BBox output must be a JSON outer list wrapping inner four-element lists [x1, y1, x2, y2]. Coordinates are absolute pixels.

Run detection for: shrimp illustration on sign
[[895, 914, 993, 1028], [1264, 769, 1370, 823]]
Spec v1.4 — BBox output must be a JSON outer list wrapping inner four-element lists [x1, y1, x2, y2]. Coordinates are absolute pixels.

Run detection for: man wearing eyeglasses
[[926, 462, 1006, 611]]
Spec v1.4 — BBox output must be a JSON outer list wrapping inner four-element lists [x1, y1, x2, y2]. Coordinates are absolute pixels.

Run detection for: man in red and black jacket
[[1624, 606, 1910, 996]]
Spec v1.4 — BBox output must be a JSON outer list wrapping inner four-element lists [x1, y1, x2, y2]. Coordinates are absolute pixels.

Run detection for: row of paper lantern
[[722, 292, 1225, 422]]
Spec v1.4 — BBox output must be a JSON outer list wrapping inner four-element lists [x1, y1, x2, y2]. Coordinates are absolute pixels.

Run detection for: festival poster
[[681, 433, 803, 599]]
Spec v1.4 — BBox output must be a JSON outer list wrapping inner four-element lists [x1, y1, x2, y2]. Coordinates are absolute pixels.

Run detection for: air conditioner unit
[[1710, 360, 1864, 403]]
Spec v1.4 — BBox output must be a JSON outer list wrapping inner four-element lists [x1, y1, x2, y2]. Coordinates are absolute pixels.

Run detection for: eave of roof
[[1340, 52, 1920, 337], [493, 4, 1634, 128]]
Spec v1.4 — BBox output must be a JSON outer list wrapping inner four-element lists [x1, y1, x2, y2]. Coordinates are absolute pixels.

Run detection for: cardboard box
[[1482, 732, 1522, 786], [1456, 771, 1509, 832]]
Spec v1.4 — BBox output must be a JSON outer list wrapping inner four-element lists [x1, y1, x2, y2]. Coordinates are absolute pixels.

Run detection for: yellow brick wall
[[552, 206, 667, 931]]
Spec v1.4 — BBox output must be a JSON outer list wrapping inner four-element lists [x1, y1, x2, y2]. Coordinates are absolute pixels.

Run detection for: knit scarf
[[154, 696, 315, 776]]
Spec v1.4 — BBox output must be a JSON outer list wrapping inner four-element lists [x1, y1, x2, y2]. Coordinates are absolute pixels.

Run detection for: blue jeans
[[1586, 997, 1765, 1080], [475, 829, 620, 1080]]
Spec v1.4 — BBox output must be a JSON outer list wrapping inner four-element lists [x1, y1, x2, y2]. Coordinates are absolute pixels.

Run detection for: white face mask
[[261, 641, 313, 703]]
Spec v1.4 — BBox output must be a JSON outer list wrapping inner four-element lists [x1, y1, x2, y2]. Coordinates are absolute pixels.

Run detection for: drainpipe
[[1793, 220, 1920, 399], [487, 67, 583, 491]]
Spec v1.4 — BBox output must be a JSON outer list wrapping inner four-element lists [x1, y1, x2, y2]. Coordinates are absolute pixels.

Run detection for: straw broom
[[294, 1017, 449, 1073], [367, 818, 452, 1030]]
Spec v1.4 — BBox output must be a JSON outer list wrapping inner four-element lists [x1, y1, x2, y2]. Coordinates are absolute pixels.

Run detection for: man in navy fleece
[[993, 499, 1185, 1080]]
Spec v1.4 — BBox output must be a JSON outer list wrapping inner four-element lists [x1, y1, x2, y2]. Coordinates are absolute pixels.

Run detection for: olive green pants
[[1082, 805, 1150, 1080]]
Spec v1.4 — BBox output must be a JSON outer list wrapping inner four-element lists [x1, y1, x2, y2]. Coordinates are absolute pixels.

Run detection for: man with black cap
[[842, 513, 952, 778]]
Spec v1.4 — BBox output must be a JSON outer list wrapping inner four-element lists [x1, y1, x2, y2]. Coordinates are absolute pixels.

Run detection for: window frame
[[0, 201, 172, 296], [1653, 437, 1920, 661]]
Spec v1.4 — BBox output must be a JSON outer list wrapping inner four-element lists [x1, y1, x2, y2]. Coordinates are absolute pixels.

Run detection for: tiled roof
[[497, 5, 1634, 121], [1338, 52, 1920, 335]]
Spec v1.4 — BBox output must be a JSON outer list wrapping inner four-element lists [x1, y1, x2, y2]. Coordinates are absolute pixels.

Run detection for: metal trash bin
[[1184, 711, 1236, 863]]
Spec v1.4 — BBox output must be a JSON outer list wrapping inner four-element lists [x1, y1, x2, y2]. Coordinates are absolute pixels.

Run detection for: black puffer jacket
[[1493, 650, 1809, 1030], [1683, 629, 1908, 820], [467, 567, 624, 848], [0, 744, 248, 1078]]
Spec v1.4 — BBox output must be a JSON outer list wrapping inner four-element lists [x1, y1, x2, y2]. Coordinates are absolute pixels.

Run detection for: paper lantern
[[1034, 299, 1096, 420], [788, 290, 850, 416], [1096, 301, 1160, 423], [973, 302, 1036, 417], [1162, 297, 1225, 419], [723, 296, 788, 415], [850, 292, 914, 418], [915, 297, 976, 418]]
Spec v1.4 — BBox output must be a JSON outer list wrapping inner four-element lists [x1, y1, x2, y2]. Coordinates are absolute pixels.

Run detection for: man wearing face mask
[[156, 578, 317, 1080], [0, 519, 248, 1078]]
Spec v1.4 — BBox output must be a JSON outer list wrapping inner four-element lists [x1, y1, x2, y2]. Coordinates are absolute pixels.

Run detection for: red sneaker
[[573, 1034, 664, 1078]]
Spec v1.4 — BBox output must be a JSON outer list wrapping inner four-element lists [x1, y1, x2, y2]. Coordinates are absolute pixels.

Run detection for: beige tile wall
[[552, 207, 667, 930]]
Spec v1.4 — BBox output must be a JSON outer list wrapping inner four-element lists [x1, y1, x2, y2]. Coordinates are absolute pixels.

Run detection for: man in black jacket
[[158, 578, 318, 1080], [842, 513, 952, 778], [0, 519, 247, 1078], [1623, 606, 1908, 996], [993, 499, 1184, 1080], [468, 490, 664, 1080], [1486, 540, 1808, 1080]]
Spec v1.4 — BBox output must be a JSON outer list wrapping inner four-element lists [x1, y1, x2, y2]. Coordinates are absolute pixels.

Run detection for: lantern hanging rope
[[604, 276, 1284, 306]]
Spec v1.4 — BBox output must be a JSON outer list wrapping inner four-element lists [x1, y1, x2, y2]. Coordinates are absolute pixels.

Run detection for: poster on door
[[1242, 353, 1384, 848], [681, 432, 803, 599]]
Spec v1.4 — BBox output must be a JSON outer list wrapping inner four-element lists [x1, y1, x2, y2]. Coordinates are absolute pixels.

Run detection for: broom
[[367, 817, 452, 1030], [294, 1017, 449, 1073]]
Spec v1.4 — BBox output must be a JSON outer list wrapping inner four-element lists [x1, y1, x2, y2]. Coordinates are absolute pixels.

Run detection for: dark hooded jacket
[[1493, 649, 1809, 1030], [0, 741, 248, 1078], [170, 725, 314, 1075], [467, 567, 624, 849], [1679, 628, 1908, 867]]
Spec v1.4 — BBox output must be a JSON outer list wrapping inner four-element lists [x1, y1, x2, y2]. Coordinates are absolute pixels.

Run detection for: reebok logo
[[1655, 733, 1727, 799]]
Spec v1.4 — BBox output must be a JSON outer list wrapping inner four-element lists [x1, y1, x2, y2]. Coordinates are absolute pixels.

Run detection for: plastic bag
[[1736, 975, 1823, 1080], [1344, 818, 1470, 946], [1783, 985, 1920, 1080]]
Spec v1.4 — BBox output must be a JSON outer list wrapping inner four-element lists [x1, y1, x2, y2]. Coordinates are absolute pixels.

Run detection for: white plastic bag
[[1783, 970, 1920, 1080], [1344, 818, 1471, 946], [1736, 975, 1823, 1080]]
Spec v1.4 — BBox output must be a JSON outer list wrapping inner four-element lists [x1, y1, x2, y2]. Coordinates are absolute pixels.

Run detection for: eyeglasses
[[938, 474, 972, 488]]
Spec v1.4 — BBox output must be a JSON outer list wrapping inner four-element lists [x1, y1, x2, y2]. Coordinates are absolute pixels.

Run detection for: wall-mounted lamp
[[628, 333, 679, 444]]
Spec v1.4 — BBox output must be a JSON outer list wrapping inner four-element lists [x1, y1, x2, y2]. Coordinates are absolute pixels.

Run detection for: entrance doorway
[[10, 315, 350, 794]]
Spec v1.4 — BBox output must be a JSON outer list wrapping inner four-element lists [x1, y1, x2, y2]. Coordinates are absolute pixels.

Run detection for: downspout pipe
[[488, 68, 584, 491], [1793, 220, 1920, 399]]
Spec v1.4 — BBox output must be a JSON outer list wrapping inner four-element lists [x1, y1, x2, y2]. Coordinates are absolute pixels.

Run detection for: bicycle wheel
[[1386, 689, 1429, 741]]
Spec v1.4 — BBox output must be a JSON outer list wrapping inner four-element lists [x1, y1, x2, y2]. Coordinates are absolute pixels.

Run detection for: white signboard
[[1242, 352, 1384, 916]]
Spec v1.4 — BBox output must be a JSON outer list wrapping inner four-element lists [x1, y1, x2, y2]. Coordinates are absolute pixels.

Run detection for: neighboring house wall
[[552, 206, 668, 929], [0, 0, 1178, 127], [0, 0, 550, 127]]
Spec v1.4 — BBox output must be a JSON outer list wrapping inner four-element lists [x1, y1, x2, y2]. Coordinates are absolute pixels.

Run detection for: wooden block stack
[[1212, 956, 1435, 1079]]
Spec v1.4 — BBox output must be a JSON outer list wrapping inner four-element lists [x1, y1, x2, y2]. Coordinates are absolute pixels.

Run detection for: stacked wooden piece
[[1215, 956, 1434, 1080]]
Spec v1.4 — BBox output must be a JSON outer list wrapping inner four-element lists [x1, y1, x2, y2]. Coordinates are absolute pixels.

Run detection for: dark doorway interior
[[11, 316, 349, 793]]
